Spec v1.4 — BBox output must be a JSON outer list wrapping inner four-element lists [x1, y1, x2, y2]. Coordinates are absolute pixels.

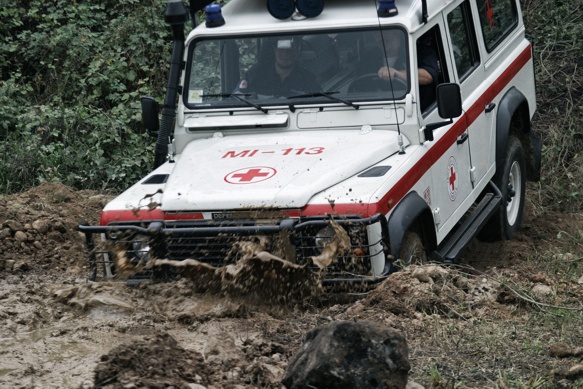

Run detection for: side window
[[447, 1, 481, 81], [417, 26, 449, 113], [475, 0, 518, 52]]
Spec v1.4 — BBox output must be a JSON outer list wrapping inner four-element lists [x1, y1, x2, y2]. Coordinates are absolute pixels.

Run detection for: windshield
[[184, 28, 409, 110]]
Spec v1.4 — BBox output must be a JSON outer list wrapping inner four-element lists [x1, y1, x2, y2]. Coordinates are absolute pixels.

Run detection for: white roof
[[188, 0, 451, 40]]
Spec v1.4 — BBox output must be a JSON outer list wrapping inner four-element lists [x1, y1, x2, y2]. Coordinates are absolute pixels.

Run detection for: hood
[[161, 130, 403, 211]]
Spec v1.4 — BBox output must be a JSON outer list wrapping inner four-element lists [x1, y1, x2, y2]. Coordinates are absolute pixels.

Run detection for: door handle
[[457, 133, 469, 145], [485, 102, 496, 113]]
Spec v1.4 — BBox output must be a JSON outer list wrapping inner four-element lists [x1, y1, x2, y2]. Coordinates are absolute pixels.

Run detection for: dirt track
[[1, 183, 582, 388]]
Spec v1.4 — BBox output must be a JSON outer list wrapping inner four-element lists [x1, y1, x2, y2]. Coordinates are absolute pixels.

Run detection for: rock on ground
[[282, 320, 410, 389]]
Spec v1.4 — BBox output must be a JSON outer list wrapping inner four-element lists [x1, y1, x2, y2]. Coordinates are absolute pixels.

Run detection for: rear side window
[[475, 0, 518, 52], [447, 1, 480, 81]]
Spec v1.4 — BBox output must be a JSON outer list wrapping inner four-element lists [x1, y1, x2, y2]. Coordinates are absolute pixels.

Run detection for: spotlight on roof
[[295, 0, 325, 18], [267, 0, 296, 20]]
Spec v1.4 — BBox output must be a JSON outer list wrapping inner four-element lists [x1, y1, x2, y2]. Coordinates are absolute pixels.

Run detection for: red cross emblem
[[447, 156, 458, 201], [485, 0, 495, 30], [449, 165, 457, 191], [224, 166, 277, 184]]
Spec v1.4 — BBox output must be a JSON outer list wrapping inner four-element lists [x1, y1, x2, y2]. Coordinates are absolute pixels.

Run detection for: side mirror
[[423, 83, 462, 142], [436, 83, 462, 119], [141, 97, 160, 134]]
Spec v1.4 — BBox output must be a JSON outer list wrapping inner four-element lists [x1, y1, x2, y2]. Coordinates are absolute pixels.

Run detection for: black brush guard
[[78, 213, 391, 286]]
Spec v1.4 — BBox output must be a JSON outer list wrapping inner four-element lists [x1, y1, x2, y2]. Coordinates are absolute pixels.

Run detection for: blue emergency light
[[377, 0, 398, 17], [205, 4, 225, 27]]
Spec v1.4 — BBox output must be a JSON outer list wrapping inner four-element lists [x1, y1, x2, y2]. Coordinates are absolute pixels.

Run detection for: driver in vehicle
[[235, 38, 321, 97], [360, 29, 439, 111]]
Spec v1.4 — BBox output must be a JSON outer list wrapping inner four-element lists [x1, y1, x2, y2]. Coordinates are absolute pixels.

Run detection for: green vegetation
[[0, 0, 581, 206], [522, 0, 583, 212], [0, 0, 171, 192]]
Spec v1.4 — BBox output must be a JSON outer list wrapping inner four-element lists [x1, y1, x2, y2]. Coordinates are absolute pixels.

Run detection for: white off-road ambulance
[[80, 0, 540, 285]]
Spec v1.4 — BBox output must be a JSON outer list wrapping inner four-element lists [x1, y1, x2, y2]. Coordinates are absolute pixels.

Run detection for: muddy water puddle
[[0, 273, 286, 388]]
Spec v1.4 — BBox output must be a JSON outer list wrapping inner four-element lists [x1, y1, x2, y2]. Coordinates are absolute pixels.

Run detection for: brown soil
[[0, 182, 582, 388]]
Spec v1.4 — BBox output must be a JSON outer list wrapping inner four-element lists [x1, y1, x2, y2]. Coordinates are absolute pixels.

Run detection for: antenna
[[373, 0, 406, 154]]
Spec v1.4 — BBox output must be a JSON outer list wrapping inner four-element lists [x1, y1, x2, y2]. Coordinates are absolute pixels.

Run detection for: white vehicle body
[[81, 0, 540, 284]]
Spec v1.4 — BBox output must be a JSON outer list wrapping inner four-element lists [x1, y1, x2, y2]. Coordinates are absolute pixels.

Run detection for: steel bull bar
[[78, 213, 391, 285]]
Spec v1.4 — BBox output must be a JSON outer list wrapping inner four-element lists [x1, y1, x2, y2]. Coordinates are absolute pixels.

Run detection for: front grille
[[294, 221, 382, 276], [164, 229, 274, 265], [160, 218, 383, 276]]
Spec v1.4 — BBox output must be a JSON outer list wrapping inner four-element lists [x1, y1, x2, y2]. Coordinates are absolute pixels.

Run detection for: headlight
[[314, 226, 335, 253], [113, 236, 151, 274], [130, 238, 151, 263]]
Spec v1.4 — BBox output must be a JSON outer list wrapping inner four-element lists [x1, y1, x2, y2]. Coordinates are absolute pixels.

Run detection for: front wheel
[[479, 136, 526, 241], [396, 231, 428, 268]]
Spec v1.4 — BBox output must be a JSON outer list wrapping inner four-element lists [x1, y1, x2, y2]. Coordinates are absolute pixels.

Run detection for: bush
[[0, 0, 172, 193], [522, 0, 583, 211]]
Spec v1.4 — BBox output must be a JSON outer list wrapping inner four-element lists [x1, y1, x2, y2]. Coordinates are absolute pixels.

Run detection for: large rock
[[282, 320, 410, 389], [32, 219, 50, 234]]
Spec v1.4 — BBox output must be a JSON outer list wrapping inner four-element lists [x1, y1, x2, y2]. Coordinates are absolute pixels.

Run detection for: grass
[[522, 0, 583, 212]]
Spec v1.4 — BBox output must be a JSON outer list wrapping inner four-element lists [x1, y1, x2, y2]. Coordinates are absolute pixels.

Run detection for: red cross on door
[[447, 156, 458, 201], [449, 166, 457, 191]]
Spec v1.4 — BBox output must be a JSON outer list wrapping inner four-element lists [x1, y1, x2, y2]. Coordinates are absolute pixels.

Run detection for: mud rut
[[1, 183, 582, 388]]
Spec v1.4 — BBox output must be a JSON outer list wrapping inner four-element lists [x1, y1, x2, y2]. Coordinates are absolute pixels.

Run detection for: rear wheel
[[480, 136, 526, 241]]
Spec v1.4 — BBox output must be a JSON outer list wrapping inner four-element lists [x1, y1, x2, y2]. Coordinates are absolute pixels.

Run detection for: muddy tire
[[479, 136, 526, 241], [398, 230, 428, 267]]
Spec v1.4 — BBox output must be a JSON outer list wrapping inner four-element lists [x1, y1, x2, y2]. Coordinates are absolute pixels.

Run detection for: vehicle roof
[[188, 0, 452, 40]]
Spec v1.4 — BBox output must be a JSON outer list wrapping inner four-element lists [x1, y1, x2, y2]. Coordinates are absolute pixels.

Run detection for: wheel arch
[[496, 87, 540, 181], [388, 191, 437, 260]]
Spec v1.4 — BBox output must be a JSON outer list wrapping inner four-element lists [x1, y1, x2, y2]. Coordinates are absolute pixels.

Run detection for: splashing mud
[[151, 256, 322, 303], [114, 218, 355, 303]]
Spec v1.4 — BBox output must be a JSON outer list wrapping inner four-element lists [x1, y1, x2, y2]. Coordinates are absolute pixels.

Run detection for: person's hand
[[378, 66, 404, 81]]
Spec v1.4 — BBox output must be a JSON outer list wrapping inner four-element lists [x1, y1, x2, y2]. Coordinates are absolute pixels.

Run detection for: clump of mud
[[93, 333, 210, 389]]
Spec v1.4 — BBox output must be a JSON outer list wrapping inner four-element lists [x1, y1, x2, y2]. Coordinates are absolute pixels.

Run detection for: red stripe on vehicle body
[[100, 209, 204, 225], [366, 45, 533, 217], [101, 46, 532, 223], [302, 45, 532, 217], [100, 208, 302, 225], [100, 209, 166, 225]]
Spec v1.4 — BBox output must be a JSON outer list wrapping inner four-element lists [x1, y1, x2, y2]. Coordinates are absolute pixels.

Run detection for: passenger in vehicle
[[359, 29, 439, 111], [235, 38, 321, 97]]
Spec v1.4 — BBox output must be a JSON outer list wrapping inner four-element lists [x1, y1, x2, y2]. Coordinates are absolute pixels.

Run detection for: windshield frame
[[182, 26, 410, 111]]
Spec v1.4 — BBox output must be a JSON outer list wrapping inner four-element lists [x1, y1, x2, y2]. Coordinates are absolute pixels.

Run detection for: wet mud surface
[[1, 183, 582, 388]]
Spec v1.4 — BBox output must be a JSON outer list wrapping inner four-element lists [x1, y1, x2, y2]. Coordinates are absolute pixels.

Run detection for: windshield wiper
[[287, 91, 359, 110], [201, 93, 268, 114]]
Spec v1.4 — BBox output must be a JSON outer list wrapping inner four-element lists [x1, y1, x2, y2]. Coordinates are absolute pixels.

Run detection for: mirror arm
[[423, 119, 453, 142]]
